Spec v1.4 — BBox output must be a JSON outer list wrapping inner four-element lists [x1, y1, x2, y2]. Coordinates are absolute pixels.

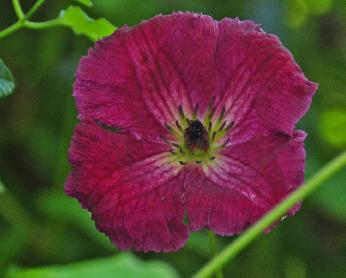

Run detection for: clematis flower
[[65, 12, 318, 252]]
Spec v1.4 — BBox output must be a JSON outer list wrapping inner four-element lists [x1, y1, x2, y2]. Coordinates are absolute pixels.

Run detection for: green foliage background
[[0, 0, 345, 277]]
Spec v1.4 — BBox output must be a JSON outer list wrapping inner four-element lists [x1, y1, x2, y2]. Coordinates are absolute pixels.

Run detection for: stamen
[[165, 122, 173, 132], [193, 103, 199, 118], [225, 120, 235, 131], [169, 99, 231, 166], [176, 120, 183, 131], [211, 131, 216, 142], [221, 138, 230, 148], [184, 119, 209, 152], [160, 136, 170, 145], [178, 105, 185, 119], [209, 107, 216, 120], [208, 121, 212, 131], [218, 120, 227, 132], [219, 106, 226, 120], [172, 143, 180, 148]]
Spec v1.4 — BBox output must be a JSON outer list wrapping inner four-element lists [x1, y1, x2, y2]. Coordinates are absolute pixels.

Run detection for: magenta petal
[[74, 12, 227, 135], [185, 168, 265, 235], [134, 12, 221, 116], [185, 131, 306, 235], [66, 121, 188, 252], [216, 18, 317, 142], [74, 29, 168, 141]]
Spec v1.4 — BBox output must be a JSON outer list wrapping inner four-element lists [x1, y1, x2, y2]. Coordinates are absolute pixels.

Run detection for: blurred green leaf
[[75, 0, 93, 7], [311, 168, 346, 222], [0, 59, 15, 97], [319, 108, 346, 148], [284, 0, 333, 28], [6, 253, 179, 278], [0, 179, 5, 194], [185, 231, 210, 258], [284, 256, 307, 278], [36, 192, 112, 250], [306, 0, 332, 15], [284, 0, 308, 28], [58, 6, 115, 41]]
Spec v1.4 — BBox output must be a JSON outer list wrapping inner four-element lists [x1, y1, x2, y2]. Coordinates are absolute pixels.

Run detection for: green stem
[[24, 19, 60, 29], [207, 231, 223, 278], [0, 0, 48, 39], [25, 0, 47, 20], [0, 21, 23, 40], [12, 0, 24, 19], [194, 151, 346, 278]]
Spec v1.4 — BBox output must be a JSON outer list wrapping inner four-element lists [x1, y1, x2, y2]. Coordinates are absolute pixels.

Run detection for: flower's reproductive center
[[164, 99, 234, 166], [184, 119, 209, 152]]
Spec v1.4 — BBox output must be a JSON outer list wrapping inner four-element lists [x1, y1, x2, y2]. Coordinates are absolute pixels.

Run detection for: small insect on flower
[[65, 12, 318, 252]]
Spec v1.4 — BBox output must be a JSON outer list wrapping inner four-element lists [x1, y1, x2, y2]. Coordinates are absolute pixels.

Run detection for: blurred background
[[0, 0, 345, 277]]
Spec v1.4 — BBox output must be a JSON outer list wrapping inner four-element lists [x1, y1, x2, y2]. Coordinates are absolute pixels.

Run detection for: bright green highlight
[[319, 108, 346, 148], [194, 151, 346, 278]]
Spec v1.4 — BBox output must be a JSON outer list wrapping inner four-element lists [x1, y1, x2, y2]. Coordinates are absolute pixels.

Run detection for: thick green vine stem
[[194, 151, 346, 278]]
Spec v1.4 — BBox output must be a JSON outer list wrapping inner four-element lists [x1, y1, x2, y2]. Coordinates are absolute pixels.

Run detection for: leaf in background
[[0, 59, 15, 98], [283, 0, 308, 28], [36, 192, 113, 250], [6, 253, 179, 278], [0, 179, 5, 194], [58, 6, 115, 41], [306, 0, 332, 15], [311, 168, 346, 223], [319, 108, 346, 149], [184, 231, 210, 258], [75, 0, 93, 7], [306, 152, 346, 222]]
